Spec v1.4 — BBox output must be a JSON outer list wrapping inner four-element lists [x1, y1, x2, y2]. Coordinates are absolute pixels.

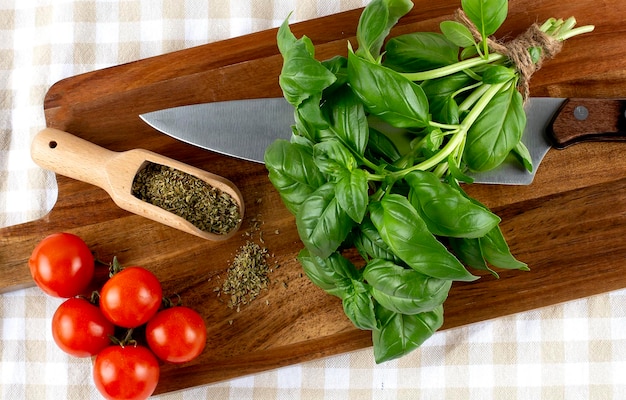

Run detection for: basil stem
[[401, 52, 504, 81]]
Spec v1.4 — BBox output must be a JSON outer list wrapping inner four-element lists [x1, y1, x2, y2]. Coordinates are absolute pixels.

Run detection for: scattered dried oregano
[[219, 241, 270, 312]]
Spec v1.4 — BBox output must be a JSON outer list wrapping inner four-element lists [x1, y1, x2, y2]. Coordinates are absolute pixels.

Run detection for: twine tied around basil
[[455, 9, 563, 101]]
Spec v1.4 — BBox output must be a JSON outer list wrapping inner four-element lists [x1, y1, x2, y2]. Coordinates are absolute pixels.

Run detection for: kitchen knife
[[140, 97, 626, 185]]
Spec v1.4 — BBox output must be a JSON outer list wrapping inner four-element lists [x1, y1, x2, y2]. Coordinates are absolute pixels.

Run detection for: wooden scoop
[[31, 128, 244, 241]]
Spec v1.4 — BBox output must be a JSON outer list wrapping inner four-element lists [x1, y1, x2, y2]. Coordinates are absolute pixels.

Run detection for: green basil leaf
[[313, 139, 357, 177], [442, 97, 461, 125], [336, 169, 369, 224], [294, 100, 334, 144], [464, 84, 526, 172], [512, 140, 533, 173], [446, 180, 527, 272], [366, 127, 402, 163], [289, 131, 314, 149], [421, 72, 474, 102], [440, 20, 477, 48], [293, 107, 317, 143], [449, 237, 499, 278], [461, 0, 508, 37], [424, 128, 445, 156], [356, 0, 414, 60], [322, 55, 349, 92], [264, 139, 326, 215], [447, 155, 475, 184], [277, 19, 337, 107], [342, 280, 378, 330], [364, 259, 451, 315], [482, 65, 516, 84], [421, 72, 474, 124], [528, 46, 542, 64], [405, 170, 500, 238], [348, 49, 430, 128], [296, 183, 354, 259], [297, 93, 330, 132], [369, 194, 478, 281], [298, 250, 377, 330], [408, 127, 444, 162], [481, 226, 529, 271], [450, 227, 528, 275], [384, 32, 459, 73], [372, 304, 444, 363], [325, 86, 369, 156], [276, 14, 297, 54], [460, 45, 479, 60], [297, 249, 359, 298], [353, 219, 402, 263]]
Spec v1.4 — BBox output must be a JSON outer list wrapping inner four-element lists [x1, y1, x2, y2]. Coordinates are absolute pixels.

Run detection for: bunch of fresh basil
[[265, 0, 593, 362]]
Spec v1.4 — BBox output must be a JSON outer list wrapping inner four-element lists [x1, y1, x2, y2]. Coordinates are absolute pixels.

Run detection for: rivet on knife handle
[[549, 98, 626, 149]]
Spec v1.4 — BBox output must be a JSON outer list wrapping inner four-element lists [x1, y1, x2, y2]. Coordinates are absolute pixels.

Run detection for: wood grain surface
[[2, 0, 626, 394]]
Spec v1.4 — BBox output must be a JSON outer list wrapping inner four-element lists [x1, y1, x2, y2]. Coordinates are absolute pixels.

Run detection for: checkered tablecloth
[[2, 1, 626, 399]]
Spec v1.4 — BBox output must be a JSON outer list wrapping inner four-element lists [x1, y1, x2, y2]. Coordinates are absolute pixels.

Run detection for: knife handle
[[549, 98, 626, 149]]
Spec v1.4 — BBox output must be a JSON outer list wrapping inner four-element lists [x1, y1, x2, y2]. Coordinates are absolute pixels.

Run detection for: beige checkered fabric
[[2, 1, 626, 399]]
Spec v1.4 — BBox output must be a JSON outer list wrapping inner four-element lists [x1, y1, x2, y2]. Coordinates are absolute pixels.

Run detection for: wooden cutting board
[[2, 0, 626, 394]]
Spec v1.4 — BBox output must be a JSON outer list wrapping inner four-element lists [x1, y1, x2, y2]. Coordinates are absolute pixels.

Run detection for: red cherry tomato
[[51, 297, 115, 357], [93, 345, 160, 400], [99, 266, 162, 328], [28, 232, 95, 298], [146, 306, 207, 363]]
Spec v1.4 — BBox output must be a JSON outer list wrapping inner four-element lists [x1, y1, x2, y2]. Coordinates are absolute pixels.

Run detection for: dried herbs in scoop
[[132, 162, 241, 235]]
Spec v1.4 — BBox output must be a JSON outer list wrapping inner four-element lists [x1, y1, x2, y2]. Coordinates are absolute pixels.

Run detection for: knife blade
[[141, 98, 294, 164], [140, 97, 626, 185]]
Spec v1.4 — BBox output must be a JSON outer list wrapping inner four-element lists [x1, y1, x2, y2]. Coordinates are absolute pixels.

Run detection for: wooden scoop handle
[[31, 128, 116, 192], [549, 98, 626, 149]]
